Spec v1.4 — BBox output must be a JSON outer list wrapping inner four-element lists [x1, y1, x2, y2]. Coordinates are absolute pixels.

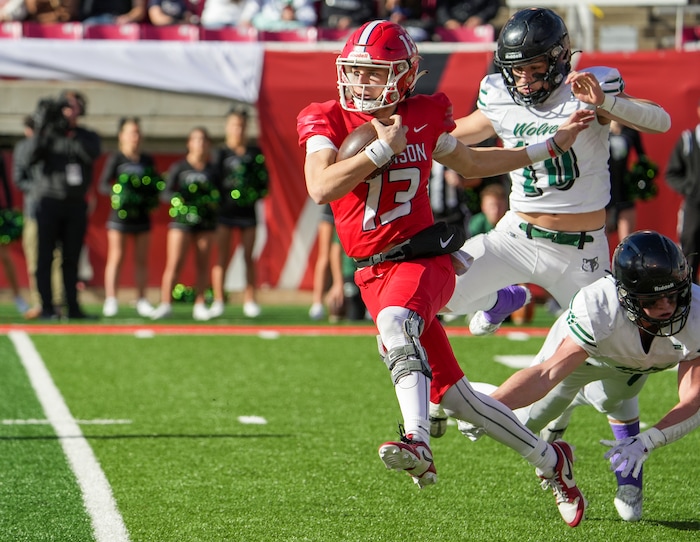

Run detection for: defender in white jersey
[[440, 8, 671, 335], [461, 231, 700, 522]]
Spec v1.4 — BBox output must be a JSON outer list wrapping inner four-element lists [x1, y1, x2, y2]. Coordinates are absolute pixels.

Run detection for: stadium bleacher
[[0, 20, 497, 44]]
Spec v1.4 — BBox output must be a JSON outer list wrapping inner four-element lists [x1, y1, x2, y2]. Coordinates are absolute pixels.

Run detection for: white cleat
[[243, 301, 261, 318], [308, 302, 325, 321], [468, 311, 501, 336], [150, 303, 172, 321], [378, 438, 437, 489], [136, 298, 154, 317], [193, 303, 211, 321], [102, 297, 118, 317], [469, 286, 532, 336], [614, 485, 643, 522], [208, 300, 225, 319], [537, 441, 587, 527]]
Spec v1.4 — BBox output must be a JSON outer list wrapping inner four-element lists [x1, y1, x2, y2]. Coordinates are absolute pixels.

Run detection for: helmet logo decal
[[581, 257, 599, 273], [349, 50, 371, 60], [654, 283, 675, 291]]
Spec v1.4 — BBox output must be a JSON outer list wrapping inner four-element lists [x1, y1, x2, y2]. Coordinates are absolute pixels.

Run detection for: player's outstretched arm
[[451, 109, 497, 146], [438, 109, 595, 179], [491, 336, 588, 410], [601, 356, 700, 478]]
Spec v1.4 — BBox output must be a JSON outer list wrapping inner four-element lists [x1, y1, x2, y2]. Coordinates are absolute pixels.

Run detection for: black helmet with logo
[[495, 8, 572, 106], [613, 230, 692, 336]]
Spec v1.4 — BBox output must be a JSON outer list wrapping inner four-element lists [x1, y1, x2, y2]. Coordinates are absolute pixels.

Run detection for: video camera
[[33, 96, 69, 137]]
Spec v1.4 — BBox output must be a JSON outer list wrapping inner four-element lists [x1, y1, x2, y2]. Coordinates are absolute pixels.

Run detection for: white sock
[[528, 441, 558, 477], [393, 372, 430, 444]]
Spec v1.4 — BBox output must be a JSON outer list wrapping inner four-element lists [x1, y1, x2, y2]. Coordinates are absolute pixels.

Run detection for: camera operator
[[26, 90, 101, 319]]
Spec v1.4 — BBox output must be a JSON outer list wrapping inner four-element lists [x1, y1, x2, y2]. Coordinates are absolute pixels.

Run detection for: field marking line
[[8, 330, 131, 542]]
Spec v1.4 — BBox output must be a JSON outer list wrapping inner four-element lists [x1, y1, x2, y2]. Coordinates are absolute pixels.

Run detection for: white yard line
[[9, 331, 130, 542]]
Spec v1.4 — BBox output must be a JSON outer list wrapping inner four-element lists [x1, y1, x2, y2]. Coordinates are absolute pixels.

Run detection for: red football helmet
[[336, 20, 422, 113]]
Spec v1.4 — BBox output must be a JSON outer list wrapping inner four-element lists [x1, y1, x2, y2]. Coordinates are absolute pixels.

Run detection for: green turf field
[[1, 308, 699, 541]]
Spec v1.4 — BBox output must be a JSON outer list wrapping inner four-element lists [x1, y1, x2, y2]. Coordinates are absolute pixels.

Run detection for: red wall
[[2, 50, 699, 291]]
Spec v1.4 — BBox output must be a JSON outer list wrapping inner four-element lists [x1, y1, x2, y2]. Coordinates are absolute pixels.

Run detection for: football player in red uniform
[[296, 20, 592, 526]]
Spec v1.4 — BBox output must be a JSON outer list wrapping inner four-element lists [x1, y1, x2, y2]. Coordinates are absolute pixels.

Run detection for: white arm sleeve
[[433, 132, 458, 158], [305, 134, 337, 155], [598, 94, 671, 133], [655, 407, 700, 446]]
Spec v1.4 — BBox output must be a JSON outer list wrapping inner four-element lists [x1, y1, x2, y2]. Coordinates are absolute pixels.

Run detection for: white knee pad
[[376, 307, 430, 385]]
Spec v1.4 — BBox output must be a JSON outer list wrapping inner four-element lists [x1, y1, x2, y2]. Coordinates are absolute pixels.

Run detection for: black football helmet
[[613, 231, 692, 336], [494, 8, 572, 106]]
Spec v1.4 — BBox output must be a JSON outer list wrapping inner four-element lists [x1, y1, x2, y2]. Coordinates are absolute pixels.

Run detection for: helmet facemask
[[497, 42, 570, 106], [337, 57, 414, 113], [618, 278, 691, 337]]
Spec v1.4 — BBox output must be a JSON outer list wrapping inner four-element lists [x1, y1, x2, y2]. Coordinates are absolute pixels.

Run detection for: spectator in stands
[[0, 0, 27, 21], [385, 0, 436, 42], [81, 0, 146, 25], [318, 0, 376, 31], [26, 90, 101, 320], [0, 153, 29, 315], [24, 0, 78, 22], [435, 0, 499, 30], [151, 127, 220, 321], [209, 106, 268, 320], [248, 0, 317, 31], [147, 0, 200, 25], [200, 0, 258, 28], [99, 117, 161, 318], [12, 116, 64, 320]]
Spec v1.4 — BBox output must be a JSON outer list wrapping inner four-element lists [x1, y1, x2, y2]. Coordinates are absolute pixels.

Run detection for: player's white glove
[[600, 427, 666, 478], [457, 419, 486, 442]]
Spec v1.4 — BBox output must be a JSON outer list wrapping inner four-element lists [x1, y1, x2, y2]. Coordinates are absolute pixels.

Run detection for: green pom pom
[[0, 209, 23, 245], [222, 151, 269, 207], [624, 157, 659, 201], [169, 179, 221, 228], [111, 168, 164, 219]]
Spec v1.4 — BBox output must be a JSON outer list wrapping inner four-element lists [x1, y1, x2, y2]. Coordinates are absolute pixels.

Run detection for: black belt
[[353, 253, 387, 268], [519, 222, 593, 249]]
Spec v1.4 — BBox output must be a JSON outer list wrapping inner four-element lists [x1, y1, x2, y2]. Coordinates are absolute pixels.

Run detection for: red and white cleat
[[378, 435, 437, 489], [538, 440, 587, 527]]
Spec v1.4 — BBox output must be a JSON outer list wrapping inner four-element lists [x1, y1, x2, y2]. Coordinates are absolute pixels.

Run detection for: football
[[336, 120, 395, 179]]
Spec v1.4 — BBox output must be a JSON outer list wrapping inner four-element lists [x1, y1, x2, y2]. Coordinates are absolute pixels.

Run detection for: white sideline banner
[[0, 39, 265, 103]]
